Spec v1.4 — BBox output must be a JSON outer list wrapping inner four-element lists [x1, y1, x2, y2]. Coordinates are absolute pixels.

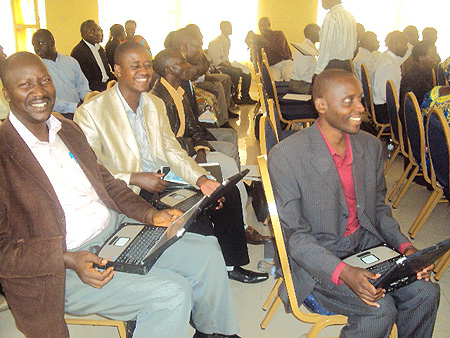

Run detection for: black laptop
[[343, 238, 450, 293], [95, 170, 249, 274]]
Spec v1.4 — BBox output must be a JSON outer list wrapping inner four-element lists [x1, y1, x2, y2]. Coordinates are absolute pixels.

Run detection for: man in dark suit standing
[[71, 20, 116, 92], [268, 69, 439, 338]]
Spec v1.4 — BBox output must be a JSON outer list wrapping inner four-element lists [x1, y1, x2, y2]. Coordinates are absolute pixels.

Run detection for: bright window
[[98, 0, 257, 62], [317, 0, 450, 59]]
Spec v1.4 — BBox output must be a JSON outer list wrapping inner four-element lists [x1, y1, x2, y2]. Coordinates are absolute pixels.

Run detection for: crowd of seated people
[[0, 9, 448, 338]]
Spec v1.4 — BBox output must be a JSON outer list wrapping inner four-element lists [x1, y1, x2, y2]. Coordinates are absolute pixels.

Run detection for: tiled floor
[[0, 103, 448, 338]]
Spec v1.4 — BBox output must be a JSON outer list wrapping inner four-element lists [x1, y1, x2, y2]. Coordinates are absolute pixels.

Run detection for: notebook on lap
[[96, 169, 250, 274], [343, 238, 450, 293]]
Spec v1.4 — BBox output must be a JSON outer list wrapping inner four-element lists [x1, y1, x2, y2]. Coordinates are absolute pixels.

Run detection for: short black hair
[[32, 29, 55, 45], [114, 41, 150, 67], [80, 20, 97, 34], [153, 47, 183, 77], [312, 69, 354, 101]]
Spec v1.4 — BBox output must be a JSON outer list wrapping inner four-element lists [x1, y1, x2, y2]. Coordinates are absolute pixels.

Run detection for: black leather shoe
[[239, 96, 257, 105], [228, 111, 239, 119], [193, 330, 241, 338], [228, 266, 268, 283]]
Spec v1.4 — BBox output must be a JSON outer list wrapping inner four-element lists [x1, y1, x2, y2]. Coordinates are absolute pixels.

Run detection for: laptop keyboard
[[367, 257, 398, 284], [175, 195, 202, 212], [115, 226, 166, 264]]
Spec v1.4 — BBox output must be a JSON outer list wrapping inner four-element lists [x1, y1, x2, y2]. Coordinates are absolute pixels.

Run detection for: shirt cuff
[[330, 262, 346, 286], [398, 242, 413, 254]]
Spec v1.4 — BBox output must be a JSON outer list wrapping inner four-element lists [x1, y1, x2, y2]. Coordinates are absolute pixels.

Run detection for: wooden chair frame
[[257, 155, 347, 336], [384, 79, 401, 174], [0, 295, 127, 338], [260, 49, 316, 130], [361, 63, 390, 138]]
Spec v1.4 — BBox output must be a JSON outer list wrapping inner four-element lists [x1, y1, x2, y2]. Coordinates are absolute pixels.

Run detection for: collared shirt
[[42, 53, 91, 113], [316, 4, 357, 74], [9, 112, 111, 249], [160, 77, 186, 137], [208, 34, 230, 67], [83, 39, 109, 82], [290, 38, 318, 82], [372, 50, 402, 105], [353, 47, 377, 85], [116, 85, 158, 173]]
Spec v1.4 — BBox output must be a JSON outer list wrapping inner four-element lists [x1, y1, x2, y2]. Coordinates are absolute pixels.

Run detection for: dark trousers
[[218, 65, 251, 99], [140, 185, 249, 267]]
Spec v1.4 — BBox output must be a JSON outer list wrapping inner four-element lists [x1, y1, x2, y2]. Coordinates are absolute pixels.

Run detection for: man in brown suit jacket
[[0, 52, 239, 338]]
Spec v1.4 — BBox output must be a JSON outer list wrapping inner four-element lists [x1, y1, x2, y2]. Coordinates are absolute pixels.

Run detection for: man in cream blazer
[[74, 42, 268, 285]]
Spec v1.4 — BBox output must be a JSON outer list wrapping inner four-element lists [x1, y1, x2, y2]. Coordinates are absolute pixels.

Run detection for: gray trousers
[[65, 211, 239, 338], [312, 228, 440, 338]]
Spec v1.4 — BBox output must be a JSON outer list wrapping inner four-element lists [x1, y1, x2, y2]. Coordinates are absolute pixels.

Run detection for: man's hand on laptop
[[340, 264, 385, 307], [149, 209, 183, 228], [63, 251, 114, 289], [403, 245, 434, 281], [196, 176, 224, 209], [130, 172, 168, 193]]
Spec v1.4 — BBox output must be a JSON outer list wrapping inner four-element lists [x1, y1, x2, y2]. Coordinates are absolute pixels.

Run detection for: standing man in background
[[315, 0, 357, 75]]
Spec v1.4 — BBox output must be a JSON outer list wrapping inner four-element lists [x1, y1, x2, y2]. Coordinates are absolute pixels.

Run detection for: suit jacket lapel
[[350, 135, 366, 214], [309, 124, 348, 211]]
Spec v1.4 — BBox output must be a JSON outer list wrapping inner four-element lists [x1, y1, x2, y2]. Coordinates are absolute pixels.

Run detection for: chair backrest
[[83, 91, 101, 102], [360, 63, 375, 119], [431, 68, 437, 88], [386, 79, 400, 145], [250, 46, 262, 75], [267, 98, 282, 143], [426, 108, 450, 200], [106, 79, 117, 89], [257, 155, 320, 323], [259, 114, 278, 157], [436, 63, 448, 86], [403, 92, 431, 182]]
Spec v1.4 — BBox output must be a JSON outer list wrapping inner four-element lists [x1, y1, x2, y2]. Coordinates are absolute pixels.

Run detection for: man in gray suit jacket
[[268, 69, 439, 338]]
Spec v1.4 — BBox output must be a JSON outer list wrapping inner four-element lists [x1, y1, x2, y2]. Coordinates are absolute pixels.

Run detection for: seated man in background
[[0, 51, 240, 338], [269, 68, 439, 338], [208, 21, 256, 104], [74, 42, 269, 283], [353, 31, 380, 84], [400, 41, 439, 106], [71, 20, 116, 92], [32, 29, 90, 119], [151, 47, 271, 247], [372, 30, 408, 124], [247, 17, 292, 81], [421, 27, 441, 62], [289, 23, 320, 95]]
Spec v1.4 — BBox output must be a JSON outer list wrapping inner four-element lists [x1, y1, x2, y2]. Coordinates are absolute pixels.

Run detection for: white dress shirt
[[83, 39, 109, 83], [9, 112, 111, 249], [290, 38, 318, 82], [353, 47, 377, 84], [208, 34, 230, 67], [372, 50, 402, 105], [316, 4, 357, 74]]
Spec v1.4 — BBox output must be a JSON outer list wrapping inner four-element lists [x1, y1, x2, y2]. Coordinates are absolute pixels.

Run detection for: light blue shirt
[[42, 53, 90, 113], [116, 85, 158, 173]]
